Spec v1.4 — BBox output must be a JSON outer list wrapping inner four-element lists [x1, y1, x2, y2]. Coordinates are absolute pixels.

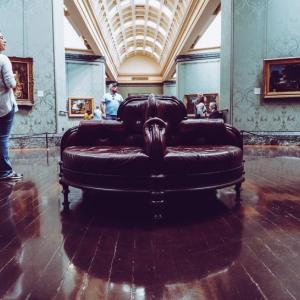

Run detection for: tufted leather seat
[[63, 146, 151, 175], [162, 146, 243, 174], [59, 95, 244, 208]]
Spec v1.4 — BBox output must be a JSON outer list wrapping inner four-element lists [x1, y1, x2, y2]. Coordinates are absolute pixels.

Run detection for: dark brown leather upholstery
[[63, 146, 150, 175], [59, 95, 244, 205]]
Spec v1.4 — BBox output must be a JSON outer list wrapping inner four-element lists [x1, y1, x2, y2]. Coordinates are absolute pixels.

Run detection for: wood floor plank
[[1, 147, 300, 299], [238, 244, 295, 300]]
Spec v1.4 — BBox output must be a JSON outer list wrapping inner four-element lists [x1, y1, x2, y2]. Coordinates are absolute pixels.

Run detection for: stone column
[[163, 80, 177, 97]]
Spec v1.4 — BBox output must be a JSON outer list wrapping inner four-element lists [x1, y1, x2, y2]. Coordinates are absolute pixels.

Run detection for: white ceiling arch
[[64, 0, 221, 81], [90, 0, 190, 64]]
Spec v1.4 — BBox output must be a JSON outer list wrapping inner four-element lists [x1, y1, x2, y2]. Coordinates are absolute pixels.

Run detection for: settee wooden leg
[[61, 183, 70, 211], [235, 183, 242, 205], [151, 191, 165, 220]]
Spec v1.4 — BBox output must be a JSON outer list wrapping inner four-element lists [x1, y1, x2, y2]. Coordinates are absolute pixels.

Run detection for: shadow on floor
[[59, 190, 244, 299], [63, 189, 238, 227]]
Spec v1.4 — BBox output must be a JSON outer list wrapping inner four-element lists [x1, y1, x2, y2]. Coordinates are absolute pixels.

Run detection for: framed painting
[[263, 57, 300, 98], [68, 97, 94, 118], [9, 57, 34, 106], [184, 93, 219, 117], [128, 93, 150, 97]]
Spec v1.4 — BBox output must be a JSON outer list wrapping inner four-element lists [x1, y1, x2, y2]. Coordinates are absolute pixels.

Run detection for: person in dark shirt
[[208, 102, 223, 119]]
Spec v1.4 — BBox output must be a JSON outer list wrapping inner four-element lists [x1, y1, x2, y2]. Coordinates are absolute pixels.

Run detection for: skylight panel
[[109, 6, 118, 18], [146, 36, 155, 43], [120, 0, 130, 8], [135, 0, 145, 4], [153, 52, 160, 60], [126, 46, 134, 52], [64, 17, 87, 49], [194, 12, 221, 49], [145, 46, 153, 53], [154, 41, 162, 50]]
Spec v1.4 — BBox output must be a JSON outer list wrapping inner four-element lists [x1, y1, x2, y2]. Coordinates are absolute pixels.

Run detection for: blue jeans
[[0, 107, 15, 177]]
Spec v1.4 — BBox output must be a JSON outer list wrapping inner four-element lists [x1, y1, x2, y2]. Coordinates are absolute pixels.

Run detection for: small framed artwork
[[183, 94, 198, 117], [9, 57, 34, 106], [68, 97, 94, 118], [184, 93, 219, 117], [263, 57, 300, 98]]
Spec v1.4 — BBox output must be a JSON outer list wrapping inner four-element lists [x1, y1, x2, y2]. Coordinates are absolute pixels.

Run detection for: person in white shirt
[[93, 105, 102, 120], [0, 31, 23, 180], [195, 93, 208, 118], [100, 83, 123, 120]]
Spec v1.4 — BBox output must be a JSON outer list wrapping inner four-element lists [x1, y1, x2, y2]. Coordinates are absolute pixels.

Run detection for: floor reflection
[[0, 181, 40, 299], [1, 146, 300, 299], [11, 181, 40, 239], [60, 192, 244, 299]]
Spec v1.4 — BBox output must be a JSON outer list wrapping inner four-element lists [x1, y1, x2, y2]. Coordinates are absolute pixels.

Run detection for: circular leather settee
[[59, 95, 244, 209]]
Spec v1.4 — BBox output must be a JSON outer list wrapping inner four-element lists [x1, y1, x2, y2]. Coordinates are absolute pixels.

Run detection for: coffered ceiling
[[65, 0, 220, 82], [90, 0, 190, 65]]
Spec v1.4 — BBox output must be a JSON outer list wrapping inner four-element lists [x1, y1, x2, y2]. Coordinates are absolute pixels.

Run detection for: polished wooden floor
[[1, 146, 300, 300]]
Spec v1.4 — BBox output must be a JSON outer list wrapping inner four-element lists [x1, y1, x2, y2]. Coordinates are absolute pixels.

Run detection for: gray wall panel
[[222, 0, 300, 131], [176, 57, 220, 102], [0, 0, 58, 134], [65, 56, 105, 130]]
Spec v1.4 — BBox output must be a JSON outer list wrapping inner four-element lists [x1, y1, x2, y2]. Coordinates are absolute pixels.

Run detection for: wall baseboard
[[243, 132, 300, 145], [9, 132, 300, 148], [10, 134, 62, 149]]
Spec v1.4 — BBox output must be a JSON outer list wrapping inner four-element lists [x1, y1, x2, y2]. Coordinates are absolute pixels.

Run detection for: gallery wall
[[163, 81, 177, 97], [221, 0, 300, 131], [63, 53, 105, 131], [0, 0, 63, 135], [117, 83, 163, 99], [176, 53, 221, 103]]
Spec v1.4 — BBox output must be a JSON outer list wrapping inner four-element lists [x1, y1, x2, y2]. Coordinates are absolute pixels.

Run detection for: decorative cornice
[[163, 80, 176, 85], [176, 52, 220, 63], [65, 53, 105, 63], [118, 72, 161, 77], [114, 82, 163, 87]]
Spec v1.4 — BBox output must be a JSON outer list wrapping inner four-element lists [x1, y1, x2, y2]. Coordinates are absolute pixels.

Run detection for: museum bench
[[59, 95, 244, 210]]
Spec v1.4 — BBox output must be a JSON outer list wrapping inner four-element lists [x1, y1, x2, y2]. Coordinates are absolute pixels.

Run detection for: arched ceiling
[[91, 0, 190, 65], [65, 0, 221, 81]]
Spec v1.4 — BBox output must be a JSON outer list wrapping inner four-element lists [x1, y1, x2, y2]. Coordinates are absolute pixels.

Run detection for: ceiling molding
[[118, 72, 162, 76], [117, 82, 163, 87], [64, 0, 119, 80], [161, 0, 220, 80], [65, 53, 105, 62], [65, 0, 220, 82], [117, 75, 163, 84], [176, 52, 220, 63]]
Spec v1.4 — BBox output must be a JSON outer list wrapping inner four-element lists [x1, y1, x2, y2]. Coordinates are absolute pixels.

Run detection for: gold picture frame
[[9, 56, 34, 106], [68, 97, 94, 118], [184, 93, 219, 117], [263, 57, 300, 99]]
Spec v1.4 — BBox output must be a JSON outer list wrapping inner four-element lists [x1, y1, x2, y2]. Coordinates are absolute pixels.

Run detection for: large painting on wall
[[183, 93, 219, 117], [9, 57, 34, 106], [68, 97, 94, 118], [264, 57, 300, 98]]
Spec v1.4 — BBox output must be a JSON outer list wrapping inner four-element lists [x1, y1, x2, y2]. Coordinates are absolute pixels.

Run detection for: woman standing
[[0, 31, 22, 180]]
